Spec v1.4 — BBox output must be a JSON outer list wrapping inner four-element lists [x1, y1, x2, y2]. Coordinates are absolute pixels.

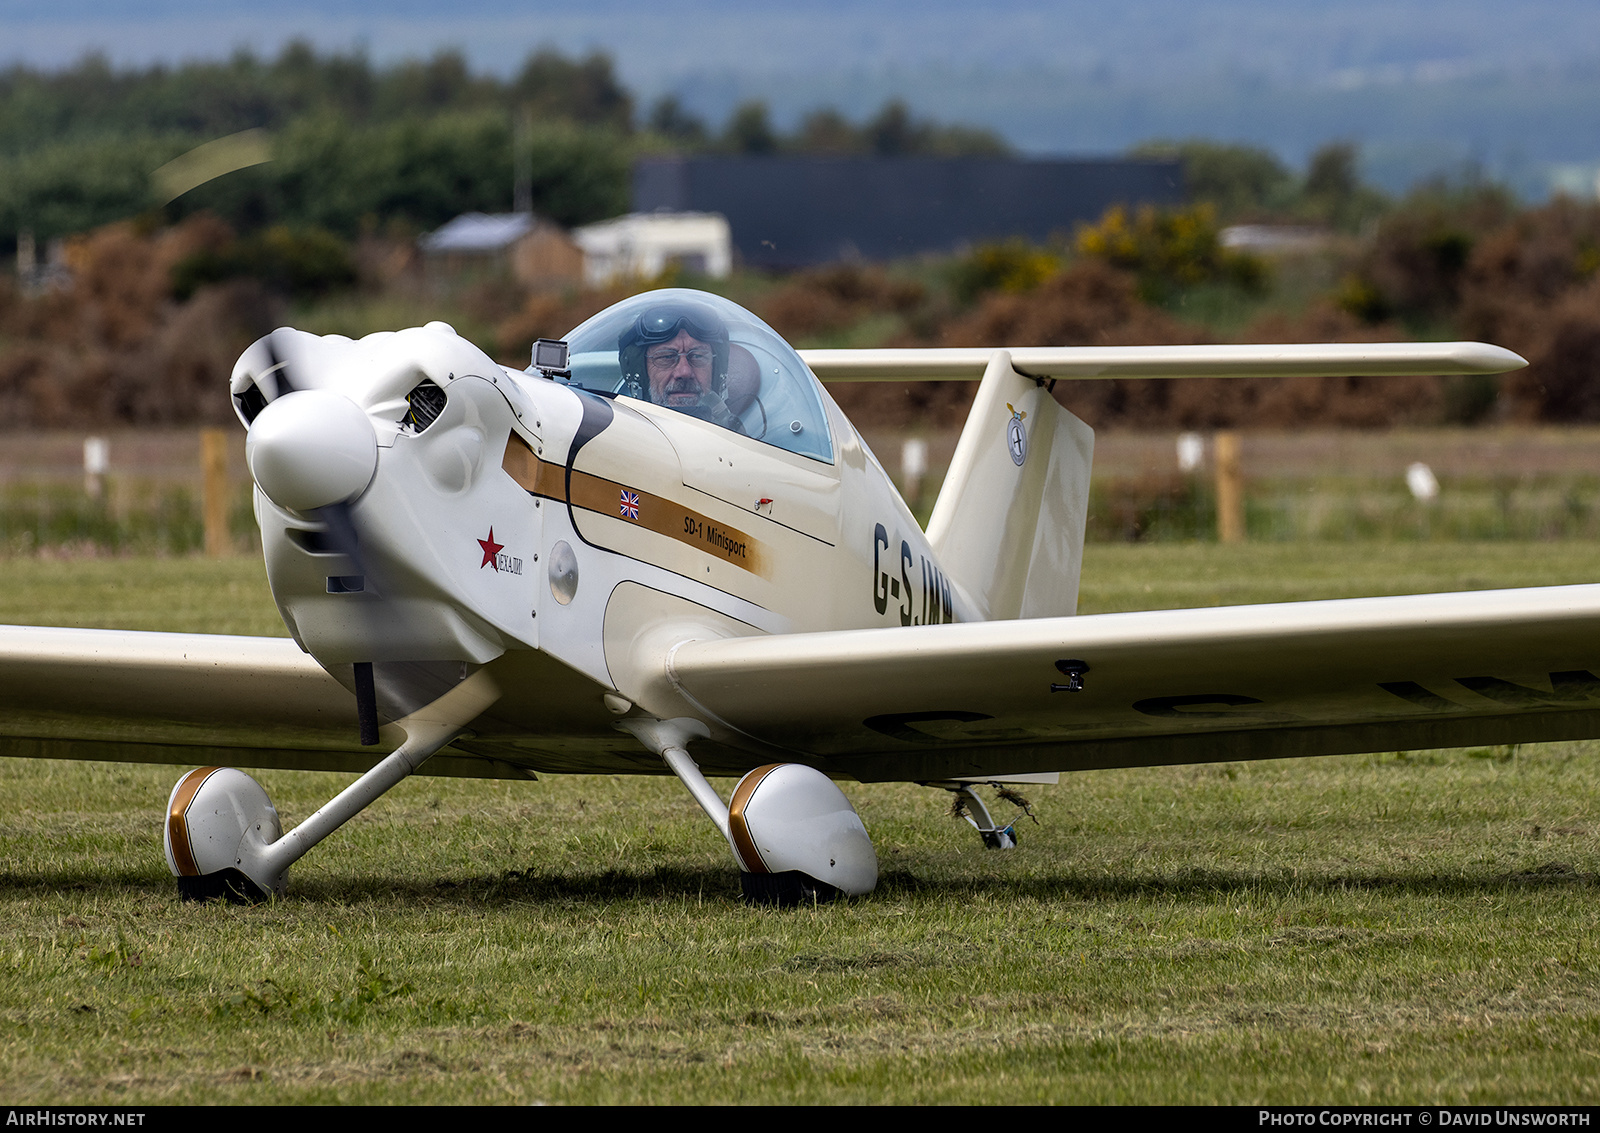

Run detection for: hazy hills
[[4, 0, 1600, 192]]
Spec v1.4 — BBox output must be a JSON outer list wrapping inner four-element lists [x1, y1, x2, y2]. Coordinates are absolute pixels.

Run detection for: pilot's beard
[[662, 378, 704, 406]]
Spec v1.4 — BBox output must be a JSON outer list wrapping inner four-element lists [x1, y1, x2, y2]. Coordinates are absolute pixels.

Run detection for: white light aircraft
[[0, 289, 1571, 904]]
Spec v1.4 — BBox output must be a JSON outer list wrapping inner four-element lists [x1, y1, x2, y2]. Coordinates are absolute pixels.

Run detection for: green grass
[[1, 546, 1598, 1103], [0, 482, 259, 559], [1078, 540, 1600, 613], [0, 557, 285, 636], [1099, 477, 1600, 544]]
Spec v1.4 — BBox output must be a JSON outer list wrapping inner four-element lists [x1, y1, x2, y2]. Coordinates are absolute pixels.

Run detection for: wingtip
[[1450, 341, 1529, 373]]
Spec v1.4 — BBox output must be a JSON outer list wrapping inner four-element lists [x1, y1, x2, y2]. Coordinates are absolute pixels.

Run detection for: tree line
[[0, 43, 1009, 251]]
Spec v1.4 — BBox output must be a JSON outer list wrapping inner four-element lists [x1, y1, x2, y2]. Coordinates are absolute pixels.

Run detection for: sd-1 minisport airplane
[[0, 289, 1577, 903]]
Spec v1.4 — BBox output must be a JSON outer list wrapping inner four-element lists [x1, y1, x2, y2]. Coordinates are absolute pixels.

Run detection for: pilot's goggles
[[632, 303, 726, 346]]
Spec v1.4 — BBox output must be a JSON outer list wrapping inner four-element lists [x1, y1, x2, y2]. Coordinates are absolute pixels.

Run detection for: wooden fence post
[[201, 427, 230, 558], [1214, 431, 1244, 544]]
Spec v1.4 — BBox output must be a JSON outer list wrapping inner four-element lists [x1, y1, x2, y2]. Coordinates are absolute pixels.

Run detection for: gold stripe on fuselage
[[502, 435, 769, 577]]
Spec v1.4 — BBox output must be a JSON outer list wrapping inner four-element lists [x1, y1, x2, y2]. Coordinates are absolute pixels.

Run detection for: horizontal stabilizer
[[800, 342, 1527, 382]]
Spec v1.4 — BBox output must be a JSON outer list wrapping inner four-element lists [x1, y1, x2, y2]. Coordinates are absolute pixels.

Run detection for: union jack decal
[[619, 489, 640, 520]]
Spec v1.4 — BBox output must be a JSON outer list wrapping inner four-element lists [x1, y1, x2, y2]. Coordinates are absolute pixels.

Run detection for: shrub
[[171, 224, 356, 300], [0, 216, 276, 426], [1075, 204, 1266, 304], [757, 264, 927, 340], [947, 240, 1062, 305], [1131, 140, 1296, 221], [1337, 187, 1515, 325]]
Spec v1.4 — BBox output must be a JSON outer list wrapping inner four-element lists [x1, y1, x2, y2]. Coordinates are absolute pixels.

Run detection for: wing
[[0, 626, 516, 778], [799, 342, 1526, 381], [664, 585, 1600, 782], [15, 584, 1595, 785]]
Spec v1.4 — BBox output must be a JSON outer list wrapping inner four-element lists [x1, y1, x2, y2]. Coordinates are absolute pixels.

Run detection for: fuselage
[[237, 299, 972, 775]]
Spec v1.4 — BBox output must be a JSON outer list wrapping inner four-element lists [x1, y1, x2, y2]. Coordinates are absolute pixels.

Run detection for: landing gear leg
[[616, 716, 732, 848], [165, 670, 500, 900]]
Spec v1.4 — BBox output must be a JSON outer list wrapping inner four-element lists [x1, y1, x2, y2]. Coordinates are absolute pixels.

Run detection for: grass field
[[1, 545, 1599, 1103]]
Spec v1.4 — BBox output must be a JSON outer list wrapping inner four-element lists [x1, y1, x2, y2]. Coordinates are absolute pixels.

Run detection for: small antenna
[[513, 105, 533, 215]]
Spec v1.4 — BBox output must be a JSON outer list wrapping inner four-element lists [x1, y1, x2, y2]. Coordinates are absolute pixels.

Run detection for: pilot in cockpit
[[618, 301, 748, 434], [575, 289, 827, 455]]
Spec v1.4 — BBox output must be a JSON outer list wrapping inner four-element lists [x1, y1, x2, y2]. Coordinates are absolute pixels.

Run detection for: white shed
[[573, 212, 733, 286]]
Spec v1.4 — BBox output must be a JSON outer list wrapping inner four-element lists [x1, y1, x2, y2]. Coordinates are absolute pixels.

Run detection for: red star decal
[[477, 527, 504, 570]]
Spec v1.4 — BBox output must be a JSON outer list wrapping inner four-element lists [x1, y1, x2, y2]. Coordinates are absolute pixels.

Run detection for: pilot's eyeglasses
[[646, 347, 714, 370]]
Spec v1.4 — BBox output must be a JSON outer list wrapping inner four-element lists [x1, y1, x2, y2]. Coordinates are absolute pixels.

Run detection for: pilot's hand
[[681, 391, 747, 435]]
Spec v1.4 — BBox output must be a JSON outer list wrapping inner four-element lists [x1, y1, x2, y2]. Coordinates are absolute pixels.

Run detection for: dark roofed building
[[634, 156, 1185, 269], [418, 212, 585, 290]]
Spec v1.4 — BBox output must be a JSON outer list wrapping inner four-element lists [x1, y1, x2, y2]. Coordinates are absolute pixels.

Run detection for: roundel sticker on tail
[[1006, 403, 1028, 467]]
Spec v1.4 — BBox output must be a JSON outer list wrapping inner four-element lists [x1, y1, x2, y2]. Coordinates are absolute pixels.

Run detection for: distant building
[[13, 228, 70, 296], [418, 212, 584, 289], [1220, 225, 1331, 255], [1544, 163, 1600, 201], [634, 156, 1185, 268], [572, 212, 733, 287]]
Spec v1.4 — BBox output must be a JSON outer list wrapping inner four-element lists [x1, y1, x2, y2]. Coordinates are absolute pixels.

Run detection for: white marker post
[[1176, 432, 1204, 473], [83, 436, 109, 501], [901, 437, 929, 509], [1406, 462, 1439, 502]]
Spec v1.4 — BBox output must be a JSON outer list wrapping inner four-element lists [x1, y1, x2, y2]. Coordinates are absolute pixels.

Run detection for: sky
[[4, 0, 1599, 192]]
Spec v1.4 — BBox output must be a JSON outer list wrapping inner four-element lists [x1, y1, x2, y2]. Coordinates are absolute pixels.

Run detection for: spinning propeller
[[241, 334, 382, 744]]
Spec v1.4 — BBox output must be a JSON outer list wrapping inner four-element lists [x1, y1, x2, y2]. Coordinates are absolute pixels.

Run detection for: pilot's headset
[[617, 301, 731, 403]]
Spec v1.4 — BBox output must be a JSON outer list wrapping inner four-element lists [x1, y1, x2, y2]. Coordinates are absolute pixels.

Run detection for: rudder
[[924, 351, 1094, 620]]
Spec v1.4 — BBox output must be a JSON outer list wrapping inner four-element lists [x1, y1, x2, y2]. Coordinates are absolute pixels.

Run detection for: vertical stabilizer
[[924, 351, 1094, 621]]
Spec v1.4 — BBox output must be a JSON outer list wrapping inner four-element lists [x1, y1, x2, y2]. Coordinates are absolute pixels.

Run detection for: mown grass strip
[[0, 546, 1595, 1103]]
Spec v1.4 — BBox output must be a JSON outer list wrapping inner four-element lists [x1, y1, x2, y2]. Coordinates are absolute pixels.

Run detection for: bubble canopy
[[552, 289, 834, 463]]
